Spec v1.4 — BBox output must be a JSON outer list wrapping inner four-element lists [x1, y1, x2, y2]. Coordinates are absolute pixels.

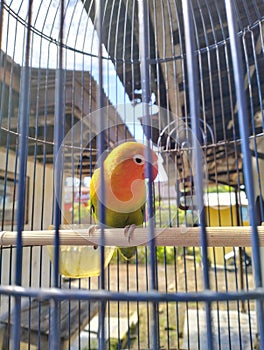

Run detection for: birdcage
[[0, 0, 264, 349]]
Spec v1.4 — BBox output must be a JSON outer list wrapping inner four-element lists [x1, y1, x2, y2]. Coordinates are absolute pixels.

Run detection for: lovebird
[[89, 141, 158, 260]]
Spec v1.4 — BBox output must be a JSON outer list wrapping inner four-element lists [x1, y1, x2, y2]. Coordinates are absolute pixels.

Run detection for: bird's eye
[[133, 154, 145, 165]]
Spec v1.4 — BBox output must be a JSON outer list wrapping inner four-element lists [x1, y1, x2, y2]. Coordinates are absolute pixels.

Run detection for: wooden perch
[[0, 226, 263, 247]]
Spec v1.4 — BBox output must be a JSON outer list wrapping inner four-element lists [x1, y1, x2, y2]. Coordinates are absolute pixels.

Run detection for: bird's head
[[104, 142, 158, 205], [106, 142, 158, 182]]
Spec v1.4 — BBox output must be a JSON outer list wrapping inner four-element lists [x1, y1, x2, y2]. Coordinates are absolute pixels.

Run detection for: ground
[[68, 255, 255, 349]]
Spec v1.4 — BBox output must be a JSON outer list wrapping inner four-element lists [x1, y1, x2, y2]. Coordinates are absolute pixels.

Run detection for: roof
[[83, 0, 264, 186]]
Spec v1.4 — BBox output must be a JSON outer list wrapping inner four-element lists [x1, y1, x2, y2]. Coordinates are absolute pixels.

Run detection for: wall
[[0, 148, 54, 316]]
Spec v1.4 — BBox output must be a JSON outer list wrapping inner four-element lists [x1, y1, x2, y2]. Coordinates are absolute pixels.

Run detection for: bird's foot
[[124, 224, 137, 243], [88, 225, 99, 249], [88, 224, 99, 236]]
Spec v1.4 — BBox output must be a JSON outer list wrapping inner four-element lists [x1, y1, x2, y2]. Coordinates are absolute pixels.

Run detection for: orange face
[[109, 147, 158, 203]]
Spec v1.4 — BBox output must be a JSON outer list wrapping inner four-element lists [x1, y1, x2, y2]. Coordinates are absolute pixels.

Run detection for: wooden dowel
[[0, 226, 263, 247]]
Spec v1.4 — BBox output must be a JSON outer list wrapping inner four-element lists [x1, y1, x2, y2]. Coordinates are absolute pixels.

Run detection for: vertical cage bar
[[95, 0, 106, 348], [12, 1, 32, 349], [225, 1, 264, 348], [0, 0, 3, 51], [182, 1, 213, 349], [51, 0, 65, 348], [138, 0, 159, 349], [53, 0, 65, 287]]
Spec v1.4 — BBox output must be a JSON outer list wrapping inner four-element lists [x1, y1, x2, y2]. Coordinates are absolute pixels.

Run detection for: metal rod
[[51, 0, 65, 348], [0, 0, 4, 51], [95, 0, 106, 348], [225, 1, 264, 349], [138, 1, 159, 348], [53, 0, 65, 286], [12, 0, 32, 349], [2, 285, 264, 304], [182, 0, 213, 349], [235, 190, 246, 312]]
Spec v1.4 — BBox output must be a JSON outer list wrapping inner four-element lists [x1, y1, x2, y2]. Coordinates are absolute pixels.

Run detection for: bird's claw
[[124, 224, 136, 243], [88, 225, 99, 249], [88, 224, 99, 236]]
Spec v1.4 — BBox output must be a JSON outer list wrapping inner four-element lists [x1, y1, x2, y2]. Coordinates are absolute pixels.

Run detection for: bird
[[89, 141, 158, 260]]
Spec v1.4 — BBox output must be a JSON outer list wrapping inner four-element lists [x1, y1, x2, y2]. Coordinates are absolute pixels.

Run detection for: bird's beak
[[144, 151, 158, 181], [151, 160, 158, 181]]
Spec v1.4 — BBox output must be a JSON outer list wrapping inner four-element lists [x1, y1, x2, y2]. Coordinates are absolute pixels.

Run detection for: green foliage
[[135, 246, 179, 265], [70, 202, 91, 224], [156, 246, 177, 264], [207, 185, 235, 193], [155, 200, 198, 227], [185, 246, 202, 263]]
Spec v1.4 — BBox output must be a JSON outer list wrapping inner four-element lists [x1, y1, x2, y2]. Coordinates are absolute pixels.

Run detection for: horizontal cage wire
[[0, 0, 264, 349]]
